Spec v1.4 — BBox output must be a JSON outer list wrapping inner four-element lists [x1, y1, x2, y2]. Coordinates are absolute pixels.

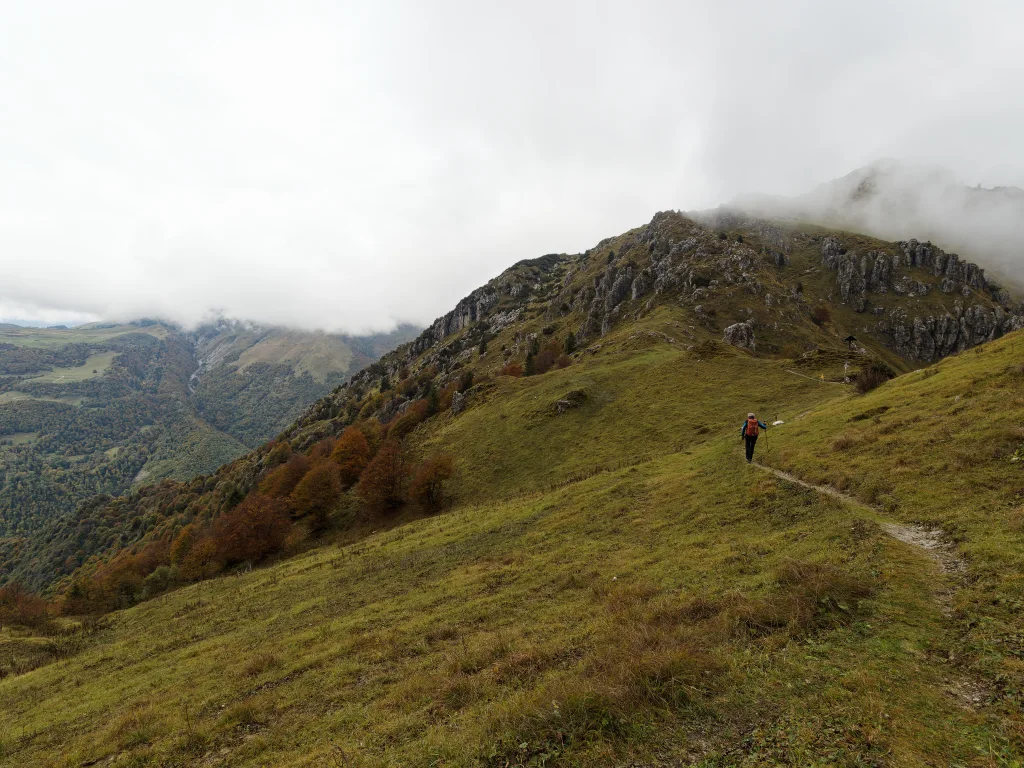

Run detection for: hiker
[[740, 412, 768, 463]]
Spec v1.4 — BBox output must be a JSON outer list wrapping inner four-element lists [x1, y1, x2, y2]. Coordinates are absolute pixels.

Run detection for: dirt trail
[[753, 462, 986, 710], [753, 463, 965, 578]]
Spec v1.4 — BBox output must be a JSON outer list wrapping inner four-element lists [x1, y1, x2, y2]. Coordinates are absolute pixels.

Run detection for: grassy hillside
[[762, 329, 1024, 724], [3, 323, 1023, 765], [3, 209, 1022, 765]]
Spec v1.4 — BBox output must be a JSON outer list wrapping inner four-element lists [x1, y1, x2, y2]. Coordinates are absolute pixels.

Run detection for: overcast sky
[[2, 1, 1023, 331]]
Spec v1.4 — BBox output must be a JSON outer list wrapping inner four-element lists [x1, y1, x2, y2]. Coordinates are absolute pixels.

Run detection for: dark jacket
[[740, 419, 767, 438]]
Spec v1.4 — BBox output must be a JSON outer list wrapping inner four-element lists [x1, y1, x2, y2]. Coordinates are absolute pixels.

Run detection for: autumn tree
[[388, 399, 429, 440], [0, 582, 51, 630], [358, 419, 385, 456], [357, 438, 410, 512], [213, 494, 291, 565], [331, 426, 372, 487], [290, 462, 343, 531], [170, 523, 201, 568], [308, 437, 336, 462], [260, 454, 311, 498], [409, 455, 456, 513], [177, 531, 221, 582]]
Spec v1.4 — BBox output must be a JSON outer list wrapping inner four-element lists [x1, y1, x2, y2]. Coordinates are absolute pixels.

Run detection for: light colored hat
[[748, 412, 755, 418]]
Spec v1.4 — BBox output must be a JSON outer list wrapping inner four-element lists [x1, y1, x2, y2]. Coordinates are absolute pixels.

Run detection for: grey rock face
[[451, 390, 466, 415], [413, 288, 498, 354], [605, 267, 633, 312], [631, 270, 653, 300], [878, 302, 1023, 361], [723, 321, 756, 350], [821, 236, 993, 315]]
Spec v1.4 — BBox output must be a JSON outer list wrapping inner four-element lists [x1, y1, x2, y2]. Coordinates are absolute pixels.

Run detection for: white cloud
[[2, 1, 1023, 331]]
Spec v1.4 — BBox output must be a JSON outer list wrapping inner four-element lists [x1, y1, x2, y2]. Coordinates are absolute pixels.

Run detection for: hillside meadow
[[2, 328, 1023, 765]]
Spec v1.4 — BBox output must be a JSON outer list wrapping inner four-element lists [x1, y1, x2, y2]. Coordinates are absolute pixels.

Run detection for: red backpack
[[745, 417, 759, 437]]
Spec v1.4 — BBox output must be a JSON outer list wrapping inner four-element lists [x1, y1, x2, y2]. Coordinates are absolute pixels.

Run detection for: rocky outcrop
[[412, 287, 499, 354], [877, 301, 1024, 361], [821, 236, 991, 314], [723, 321, 755, 350], [554, 389, 587, 414], [451, 390, 466, 415]]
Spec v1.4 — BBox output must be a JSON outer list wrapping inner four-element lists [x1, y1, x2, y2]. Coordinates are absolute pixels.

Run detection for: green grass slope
[[762, 329, 1024, 730], [3, 328, 1023, 766]]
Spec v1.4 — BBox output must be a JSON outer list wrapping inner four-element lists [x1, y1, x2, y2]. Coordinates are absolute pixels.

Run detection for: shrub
[[264, 440, 291, 467], [499, 362, 523, 377], [213, 494, 291, 565], [290, 462, 343, 531], [357, 438, 410, 512], [458, 370, 474, 393], [533, 341, 562, 375], [409, 455, 456, 512], [855, 363, 894, 394], [810, 305, 831, 326], [141, 565, 177, 599], [331, 426, 372, 487]]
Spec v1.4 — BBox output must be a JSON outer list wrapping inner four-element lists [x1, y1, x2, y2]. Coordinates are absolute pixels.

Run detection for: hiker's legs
[[745, 435, 757, 462]]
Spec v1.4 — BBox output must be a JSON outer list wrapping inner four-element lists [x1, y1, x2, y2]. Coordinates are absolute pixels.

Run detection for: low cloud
[[735, 160, 1024, 287], [3, 2, 1024, 330]]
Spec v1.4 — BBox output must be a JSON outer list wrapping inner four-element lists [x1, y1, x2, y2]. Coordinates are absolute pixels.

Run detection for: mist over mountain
[[731, 160, 1024, 287]]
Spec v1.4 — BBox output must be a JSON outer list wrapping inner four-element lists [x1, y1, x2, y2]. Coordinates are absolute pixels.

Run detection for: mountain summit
[[731, 160, 1024, 287]]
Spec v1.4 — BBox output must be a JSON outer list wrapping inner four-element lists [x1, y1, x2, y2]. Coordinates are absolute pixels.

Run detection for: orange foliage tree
[[409, 454, 456, 513], [0, 582, 51, 630], [290, 462, 343, 531], [387, 399, 429, 440], [357, 438, 410, 512], [213, 494, 291, 565], [308, 437, 336, 462], [260, 454, 311, 498], [331, 426, 372, 487], [177, 529, 221, 582]]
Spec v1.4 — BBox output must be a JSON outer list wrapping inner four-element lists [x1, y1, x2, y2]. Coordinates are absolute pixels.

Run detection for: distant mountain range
[[0, 318, 417, 540]]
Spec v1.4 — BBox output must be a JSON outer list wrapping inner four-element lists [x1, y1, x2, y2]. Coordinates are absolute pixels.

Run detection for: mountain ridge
[[726, 159, 1024, 289], [8, 206, 1020, 595]]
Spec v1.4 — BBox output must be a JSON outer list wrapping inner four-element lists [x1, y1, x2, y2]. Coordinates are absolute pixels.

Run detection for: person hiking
[[740, 412, 768, 463]]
